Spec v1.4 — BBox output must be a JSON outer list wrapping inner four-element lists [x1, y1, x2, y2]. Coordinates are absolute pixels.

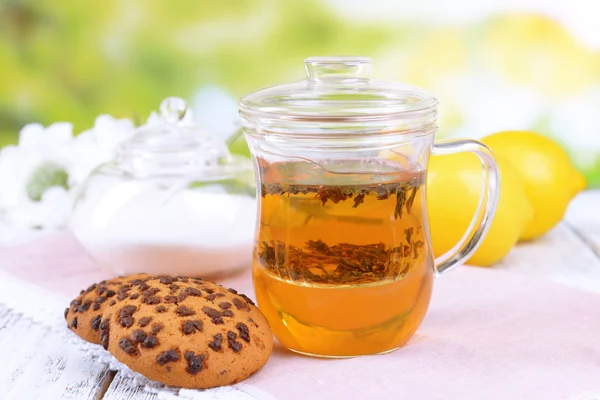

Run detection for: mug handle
[[432, 139, 501, 275]]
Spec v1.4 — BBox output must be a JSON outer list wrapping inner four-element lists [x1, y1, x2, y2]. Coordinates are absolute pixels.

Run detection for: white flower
[[70, 115, 136, 186], [5, 186, 74, 230], [0, 116, 136, 230], [0, 122, 74, 211]]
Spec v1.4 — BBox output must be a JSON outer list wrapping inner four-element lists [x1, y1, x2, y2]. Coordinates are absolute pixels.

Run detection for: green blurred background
[[1, 0, 599, 185]]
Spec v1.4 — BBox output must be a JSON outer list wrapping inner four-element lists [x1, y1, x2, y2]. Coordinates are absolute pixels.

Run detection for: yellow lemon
[[427, 152, 533, 266], [482, 131, 586, 241]]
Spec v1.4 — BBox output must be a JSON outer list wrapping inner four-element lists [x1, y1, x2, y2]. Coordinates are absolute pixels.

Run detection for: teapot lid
[[115, 97, 239, 178], [239, 57, 438, 133]]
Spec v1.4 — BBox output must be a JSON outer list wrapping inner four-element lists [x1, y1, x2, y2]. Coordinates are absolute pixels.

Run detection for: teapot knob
[[160, 97, 189, 124], [304, 56, 372, 81]]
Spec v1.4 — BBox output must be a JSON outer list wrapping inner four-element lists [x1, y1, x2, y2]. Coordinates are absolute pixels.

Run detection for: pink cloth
[[1, 234, 599, 399]]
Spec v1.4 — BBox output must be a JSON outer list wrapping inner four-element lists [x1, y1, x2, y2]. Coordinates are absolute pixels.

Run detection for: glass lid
[[239, 56, 438, 124], [114, 97, 243, 178]]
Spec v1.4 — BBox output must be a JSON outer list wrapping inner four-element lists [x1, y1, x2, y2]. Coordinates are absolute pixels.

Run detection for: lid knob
[[160, 97, 189, 124], [304, 56, 372, 81]]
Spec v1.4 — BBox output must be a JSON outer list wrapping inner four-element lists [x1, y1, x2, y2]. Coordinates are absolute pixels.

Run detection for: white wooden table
[[0, 191, 599, 400]]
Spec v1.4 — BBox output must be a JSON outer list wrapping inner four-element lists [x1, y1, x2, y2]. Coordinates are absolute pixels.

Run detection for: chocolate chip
[[129, 293, 139, 300], [182, 320, 203, 335], [204, 288, 215, 294], [155, 305, 167, 313], [208, 333, 223, 351], [230, 342, 242, 352], [96, 296, 107, 304], [206, 294, 217, 302], [202, 307, 221, 319], [186, 288, 202, 297], [138, 317, 152, 327], [97, 286, 106, 296], [131, 329, 147, 343], [233, 298, 250, 311], [70, 317, 78, 328], [239, 294, 255, 306], [100, 318, 110, 350], [219, 302, 232, 310], [138, 282, 150, 291], [159, 276, 174, 285], [151, 323, 164, 335], [222, 310, 233, 318], [176, 306, 195, 317], [184, 351, 205, 374], [86, 283, 97, 292], [164, 295, 178, 304], [142, 296, 161, 305], [109, 300, 116, 306], [100, 333, 109, 350], [78, 301, 92, 312], [157, 350, 179, 365], [64, 307, 69, 320], [182, 321, 195, 335], [169, 283, 180, 291], [179, 278, 189, 283], [119, 305, 137, 328], [141, 335, 158, 348], [178, 292, 188, 302], [105, 290, 116, 298], [236, 322, 250, 343], [71, 299, 81, 307], [119, 338, 139, 356], [227, 331, 242, 353], [117, 293, 129, 301], [146, 288, 160, 296], [120, 305, 137, 316], [91, 315, 102, 331], [99, 318, 110, 330], [227, 288, 238, 294], [92, 303, 100, 311]]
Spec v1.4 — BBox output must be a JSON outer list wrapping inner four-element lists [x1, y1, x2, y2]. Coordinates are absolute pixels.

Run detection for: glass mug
[[239, 57, 500, 357]]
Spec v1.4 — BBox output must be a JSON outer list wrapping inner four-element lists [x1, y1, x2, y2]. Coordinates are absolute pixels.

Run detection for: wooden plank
[[0, 304, 11, 320], [495, 222, 600, 293], [0, 307, 24, 343], [103, 375, 159, 400], [0, 310, 112, 400]]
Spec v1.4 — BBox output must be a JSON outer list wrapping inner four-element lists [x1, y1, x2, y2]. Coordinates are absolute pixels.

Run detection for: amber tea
[[252, 160, 434, 357]]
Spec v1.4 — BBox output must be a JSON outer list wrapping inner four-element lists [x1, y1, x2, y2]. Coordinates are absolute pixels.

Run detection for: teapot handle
[[432, 139, 501, 275]]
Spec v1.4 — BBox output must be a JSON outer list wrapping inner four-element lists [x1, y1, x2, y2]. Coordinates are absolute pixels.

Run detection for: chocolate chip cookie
[[99, 276, 273, 388], [65, 273, 148, 344]]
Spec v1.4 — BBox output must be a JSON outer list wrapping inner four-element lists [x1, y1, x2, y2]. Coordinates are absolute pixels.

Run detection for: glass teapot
[[70, 98, 256, 279], [240, 57, 500, 357]]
